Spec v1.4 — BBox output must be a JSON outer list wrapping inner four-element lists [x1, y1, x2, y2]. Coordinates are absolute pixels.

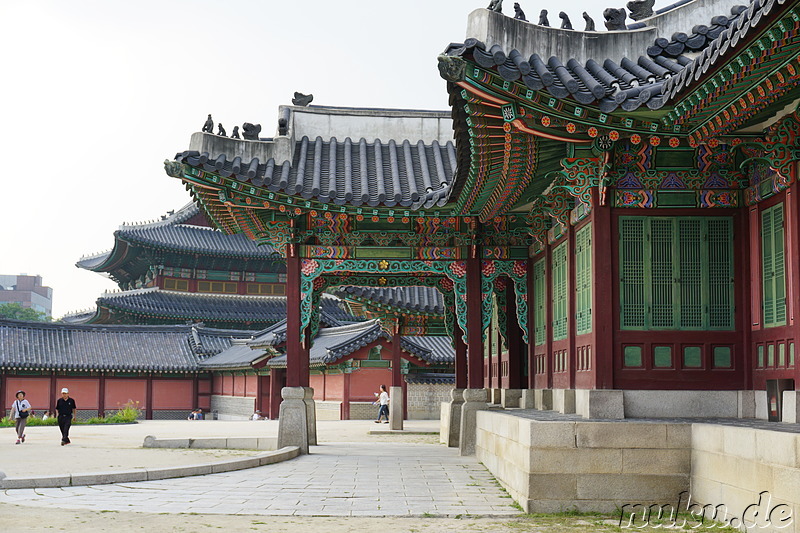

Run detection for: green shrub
[[1, 400, 141, 427]]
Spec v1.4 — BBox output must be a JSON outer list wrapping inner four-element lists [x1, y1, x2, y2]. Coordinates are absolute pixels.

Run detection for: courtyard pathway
[[0, 442, 518, 517]]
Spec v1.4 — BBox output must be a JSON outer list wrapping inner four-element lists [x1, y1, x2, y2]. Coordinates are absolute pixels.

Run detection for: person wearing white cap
[[55, 388, 76, 445]]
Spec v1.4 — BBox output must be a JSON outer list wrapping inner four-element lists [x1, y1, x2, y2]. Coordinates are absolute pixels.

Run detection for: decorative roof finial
[[583, 12, 596, 31], [559, 11, 573, 30], [538, 9, 549, 26], [292, 92, 314, 106], [487, 0, 503, 13], [603, 7, 627, 30], [626, 0, 655, 21], [513, 2, 527, 21], [201, 114, 213, 133], [241, 123, 262, 141]]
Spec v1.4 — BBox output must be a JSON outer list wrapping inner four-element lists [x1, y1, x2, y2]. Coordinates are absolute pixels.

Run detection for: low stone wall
[[315, 401, 342, 421], [209, 395, 254, 420], [475, 411, 691, 513], [691, 424, 799, 533], [407, 383, 450, 420]]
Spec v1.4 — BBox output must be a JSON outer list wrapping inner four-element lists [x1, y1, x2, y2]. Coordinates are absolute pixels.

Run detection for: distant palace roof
[[0, 319, 251, 372], [200, 318, 455, 371], [76, 203, 280, 286], [64, 288, 360, 329], [335, 286, 445, 315]]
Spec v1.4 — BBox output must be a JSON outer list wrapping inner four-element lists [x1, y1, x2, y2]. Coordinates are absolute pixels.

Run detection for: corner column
[[466, 240, 484, 388], [592, 189, 614, 389]]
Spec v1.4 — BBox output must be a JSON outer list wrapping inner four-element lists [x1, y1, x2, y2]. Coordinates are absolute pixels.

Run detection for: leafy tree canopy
[[0, 302, 50, 322]]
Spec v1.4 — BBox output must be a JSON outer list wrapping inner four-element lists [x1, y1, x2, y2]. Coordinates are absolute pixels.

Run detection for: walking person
[[373, 384, 390, 423], [10, 390, 31, 444], [55, 388, 76, 446]]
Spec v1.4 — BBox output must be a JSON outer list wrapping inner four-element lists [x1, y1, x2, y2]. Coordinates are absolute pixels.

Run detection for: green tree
[[0, 302, 50, 322]]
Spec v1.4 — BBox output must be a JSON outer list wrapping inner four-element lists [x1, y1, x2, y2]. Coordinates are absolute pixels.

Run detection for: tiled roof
[[662, 0, 792, 103], [336, 286, 445, 315], [197, 339, 268, 370], [267, 320, 389, 368], [405, 372, 455, 384], [0, 319, 250, 372], [76, 203, 276, 270], [444, 0, 781, 113], [400, 336, 455, 364], [175, 136, 457, 210], [94, 288, 358, 325]]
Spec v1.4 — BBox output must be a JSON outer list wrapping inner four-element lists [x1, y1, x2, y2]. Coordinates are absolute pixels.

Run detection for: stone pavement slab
[[0, 442, 518, 517]]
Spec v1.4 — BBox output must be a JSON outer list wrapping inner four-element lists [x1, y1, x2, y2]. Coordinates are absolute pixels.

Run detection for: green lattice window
[[761, 203, 786, 328], [619, 216, 734, 330], [575, 223, 592, 335], [533, 259, 547, 346], [552, 242, 568, 341]]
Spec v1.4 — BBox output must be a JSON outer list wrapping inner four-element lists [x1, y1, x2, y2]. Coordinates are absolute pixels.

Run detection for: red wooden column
[[98, 375, 106, 417], [566, 225, 577, 389], [466, 239, 484, 388], [737, 208, 753, 391], [285, 224, 309, 388], [527, 259, 536, 389], [454, 323, 468, 389], [544, 245, 554, 389], [145, 374, 153, 420], [342, 372, 351, 420], [592, 189, 614, 389], [506, 282, 523, 389], [268, 368, 284, 419]]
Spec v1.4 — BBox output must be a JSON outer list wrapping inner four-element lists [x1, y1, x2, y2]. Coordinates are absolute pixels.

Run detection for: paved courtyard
[[0, 441, 518, 517]]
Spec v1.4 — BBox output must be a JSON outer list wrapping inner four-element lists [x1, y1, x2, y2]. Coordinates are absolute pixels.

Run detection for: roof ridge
[[317, 318, 381, 337]]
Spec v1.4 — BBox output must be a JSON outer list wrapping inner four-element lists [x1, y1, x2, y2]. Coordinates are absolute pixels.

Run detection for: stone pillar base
[[738, 390, 756, 419], [277, 387, 310, 454], [303, 387, 317, 445], [490, 388, 502, 404], [389, 386, 403, 430], [575, 389, 624, 419], [521, 389, 535, 409], [782, 391, 800, 423], [535, 389, 553, 410], [553, 389, 576, 414], [501, 389, 523, 408], [440, 388, 464, 447], [459, 388, 488, 456]]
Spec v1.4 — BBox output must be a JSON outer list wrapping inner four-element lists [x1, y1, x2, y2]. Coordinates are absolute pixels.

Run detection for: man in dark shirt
[[55, 388, 77, 445]]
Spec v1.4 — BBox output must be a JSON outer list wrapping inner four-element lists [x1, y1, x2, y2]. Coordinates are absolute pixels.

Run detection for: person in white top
[[10, 390, 31, 444], [251, 410, 263, 420], [373, 385, 390, 424]]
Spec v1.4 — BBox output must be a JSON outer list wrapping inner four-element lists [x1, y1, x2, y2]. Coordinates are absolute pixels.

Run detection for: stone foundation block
[[535, 389, 553, 410], [576, 473, 689, 501], [389, 386, 404, 430], [575, 389, 624, 419], [738, 390, 756, 418], [440, 388, 464, 447], [303, 387, 317, 446], [490, 388, 502, 404], [522, 421, 577, 448], [277, 386, 310, 454], [501, 389, 522, 408], [552, 389, 575, 414], [782, 391, 800, 424], [189, 438, 227, 449], [576, 422, 669, 449], [459, 388, 488, 456], [521, 389, 535, 409]]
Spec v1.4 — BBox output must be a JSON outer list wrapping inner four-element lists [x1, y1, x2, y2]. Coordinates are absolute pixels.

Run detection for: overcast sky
[[0, 0, 670, 318]]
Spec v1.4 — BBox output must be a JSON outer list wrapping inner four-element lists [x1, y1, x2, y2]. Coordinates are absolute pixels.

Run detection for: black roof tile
[[0, 319, 250, 372], [95, 289, 359, 325], [336, 286, 445, 315], [175, 136, 457, 210]]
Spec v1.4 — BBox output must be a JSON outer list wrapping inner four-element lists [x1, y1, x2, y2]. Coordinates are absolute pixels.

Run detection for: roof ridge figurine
[[217, 123, 226, 137], [559, 11, 573, 30], [513, 2, 526, 21], [241, 122, 261, 141], [583, 12, 595, 31], [627, 0, 655, 21], [538, 9, 549, 26], [230, 125, 240, 139], [292, 92, 313, 106], [201, 114, 213, 133], [487, 0, 503, 13], [603, 7, 627, 30]]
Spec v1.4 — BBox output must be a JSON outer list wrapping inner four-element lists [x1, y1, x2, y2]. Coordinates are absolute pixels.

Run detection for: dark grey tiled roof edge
[[337, 286, 445, 315], [175, 136, 457, 210]]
